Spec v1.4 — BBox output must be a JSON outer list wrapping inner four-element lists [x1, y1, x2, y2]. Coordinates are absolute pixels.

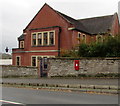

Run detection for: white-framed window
[[77, 32, 81, 44], [16, 56, 21, 66], [31, 56, 37, 67], [38, 33, 42, 46], [31, 31, 55, 46], [43, 32, 48, 45], [96, 35, 103, 43], [82, 34, 86, 43], [32, 33, 37, 46], [49, 32, 54, 45], [20, 41, 24, 48]]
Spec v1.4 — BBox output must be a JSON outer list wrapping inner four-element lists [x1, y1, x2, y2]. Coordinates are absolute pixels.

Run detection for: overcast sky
[[1, 0, 120, 53]]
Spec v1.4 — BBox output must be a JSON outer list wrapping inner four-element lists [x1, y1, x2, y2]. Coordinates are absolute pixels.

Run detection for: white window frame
[[78, 32, 81, 38], [37, 33, 43, 46], [49, 31, 55, 45], [96, 35, 103, 43], [31, 33, 37, 46], [82, 34, 86, 43], [31, 30, 55, 46], [43, 32, 49, 45], [31, 56, 37, 67], [20, 41, 24, 48], [77, 32, 81, 44], [16, 56, 21, 66]]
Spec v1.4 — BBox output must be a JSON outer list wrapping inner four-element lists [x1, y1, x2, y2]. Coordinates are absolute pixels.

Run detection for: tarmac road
[[2, 87, 118, 104], [2, 78, 118, 86]]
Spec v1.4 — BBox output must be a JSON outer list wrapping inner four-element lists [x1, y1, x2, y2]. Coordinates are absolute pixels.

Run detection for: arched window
[[20, 41, 24, 48], [77, 32, 81, 44], [16, 56, 21, 66], [82, 34, 86, 43], [78, 33, 81, 38], [97, 35, 103, 43]]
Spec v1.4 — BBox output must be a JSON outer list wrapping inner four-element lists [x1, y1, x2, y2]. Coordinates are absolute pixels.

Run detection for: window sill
[[18, 48, 24, 49], [32, 45, 55, 47]]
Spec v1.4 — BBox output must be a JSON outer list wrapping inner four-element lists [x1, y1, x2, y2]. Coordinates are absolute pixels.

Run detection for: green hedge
[[78, 35, 120, 57]]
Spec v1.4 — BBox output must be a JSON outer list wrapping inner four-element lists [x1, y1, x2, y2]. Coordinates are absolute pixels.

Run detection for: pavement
[[1, 78, 119, 94], [2, 78, 118, 86]]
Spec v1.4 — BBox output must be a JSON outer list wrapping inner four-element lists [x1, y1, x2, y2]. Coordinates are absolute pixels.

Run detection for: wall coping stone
[[49, 57, 120, 60], [1, 65, 38, 68]]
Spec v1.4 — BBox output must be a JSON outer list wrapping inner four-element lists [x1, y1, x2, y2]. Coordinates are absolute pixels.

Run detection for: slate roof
[[78, 15, 114, 34], [57, 11, 115, 35], [56, 11, 89, 34], [18, 34, 24, 41]]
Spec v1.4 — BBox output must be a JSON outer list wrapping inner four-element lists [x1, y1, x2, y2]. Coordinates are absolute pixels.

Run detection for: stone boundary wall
[[1, 58, 119, 78], [48, 58, 120, 77], [1, 65, 38, 78]]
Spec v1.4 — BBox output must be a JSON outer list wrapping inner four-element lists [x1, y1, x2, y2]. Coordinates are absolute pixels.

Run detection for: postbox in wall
[[74, 60, 79, 71]]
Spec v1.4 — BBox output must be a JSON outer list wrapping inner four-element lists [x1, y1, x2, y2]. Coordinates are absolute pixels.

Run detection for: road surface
[[1, 87, 118, 104]]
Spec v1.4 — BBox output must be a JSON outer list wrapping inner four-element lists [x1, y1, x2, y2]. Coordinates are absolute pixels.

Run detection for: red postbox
[[74, 60, 79, 71]]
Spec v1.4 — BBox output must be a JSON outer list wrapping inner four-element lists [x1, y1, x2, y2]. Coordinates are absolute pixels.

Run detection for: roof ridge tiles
[[77, 14, 114, 21]]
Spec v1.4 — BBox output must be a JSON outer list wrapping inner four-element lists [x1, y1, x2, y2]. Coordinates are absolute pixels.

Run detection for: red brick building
[[12, 3, 120, 66]]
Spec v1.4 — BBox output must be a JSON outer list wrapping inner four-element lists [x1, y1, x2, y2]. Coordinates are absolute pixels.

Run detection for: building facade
[[12, 3, 120, 66]]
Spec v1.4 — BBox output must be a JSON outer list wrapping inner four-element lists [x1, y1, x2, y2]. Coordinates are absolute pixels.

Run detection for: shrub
[[78, 35, 120, 57], [105, 36, 120, 57], [60, 35, 120, 57], [78, 43, 89, 57], [60, 49, 71, 57], [60, 48, 79, 57]]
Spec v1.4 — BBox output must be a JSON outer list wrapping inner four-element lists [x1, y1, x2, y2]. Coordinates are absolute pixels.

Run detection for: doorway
[[39, 57, 49, 77]]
